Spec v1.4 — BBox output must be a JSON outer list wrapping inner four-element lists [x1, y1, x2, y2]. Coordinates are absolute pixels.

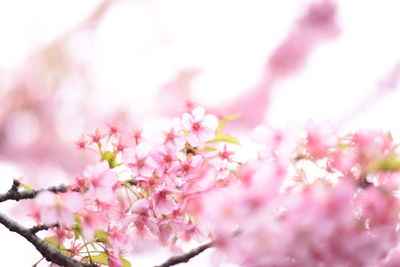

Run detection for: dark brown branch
[[29, 223, 59, 234], [10, 179, 21, 192], [0, 212, 96, 267], [0, 178, 139, 203], [154, 242, 214, 267], [0, 180, 70, 203]]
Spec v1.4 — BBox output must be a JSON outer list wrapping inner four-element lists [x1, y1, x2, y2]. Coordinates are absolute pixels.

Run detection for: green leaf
[[43, 236, 69, 256], [88, 253, 132, 267], [72, 215, 83, 237], [209, 133, 240, 145], [94, 230, 110, 245], [90, 252, 108, 265], [43, 236, 62, 249], [203, 146, 218, 151], [121, 257, 132, 267], [216, 114, 240, 134], [370, 155, 400, 172]]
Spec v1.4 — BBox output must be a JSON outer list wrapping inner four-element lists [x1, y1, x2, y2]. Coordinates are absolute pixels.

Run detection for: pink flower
[[306, 121, 337, 159], [151, 146, 181, 177], [79, 209, 104, 241], [181, 220, 209, 243], [36, 191, 84, 227], [74, 134, 88, 150], [124, 145, 156, 179], [88, 128, 106, 144], [133, 130, 142, 145], [218, 144, 234, 162], [84, 162, 118, 203], [352, 130, 393, 167], [108, 226, 129, 252], [158, 219, 185, 245], [163, 118, 186, 150], [181, 107, 218, 147], [131, 199, 159, 236], [112, 137, 127, 153], [328, 148, 357, 175], [151, 187, 176, 215], [170, 155, 203, 182], [107, 123, 121, 136], [107, 248, 122, 267]]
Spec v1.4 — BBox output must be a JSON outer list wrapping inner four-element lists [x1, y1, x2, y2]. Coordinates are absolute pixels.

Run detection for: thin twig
[[154, 242, 214, 267], [29, 223, 60, 234]]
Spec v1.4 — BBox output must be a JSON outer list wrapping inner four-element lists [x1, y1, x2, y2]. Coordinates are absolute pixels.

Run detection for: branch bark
[[0, 212, 96, 267], [0, 178, 138, 203], [0, 179, 70, 203], [154, 242, 214, 267], [29, 223, 59, 234]]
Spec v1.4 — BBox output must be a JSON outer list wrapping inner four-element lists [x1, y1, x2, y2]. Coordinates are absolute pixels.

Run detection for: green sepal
[[101, 151, 119, 168], [21, 184, 34, 190]]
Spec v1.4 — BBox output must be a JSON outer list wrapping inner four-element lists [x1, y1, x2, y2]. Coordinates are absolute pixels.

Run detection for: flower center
[[192, 122, 201, 131]]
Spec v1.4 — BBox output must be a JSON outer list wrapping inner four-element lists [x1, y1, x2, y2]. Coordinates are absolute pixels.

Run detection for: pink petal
[[96, 187, 115, 203], [181, 113, 193, 131], [131, 199, 149, 213], [41, 208, 58, 225], [202, 114, 219, 130], [83, 226, 95, 241], [198, 128, 215, 143], [173, 134, 186, 150], [187, 133, 201, 147], [62, 192, 84, 213], [36, 191, 56, 207], [140, 164, 155, 177], [192, 107, 205, 121], [59, 210, 75, 227]]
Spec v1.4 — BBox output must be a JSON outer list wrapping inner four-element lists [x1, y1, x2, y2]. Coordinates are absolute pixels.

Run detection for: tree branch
[[0, 212, 96, 267], [29, 223, 59, 234], [0, 179, 70, 203], [0, 178, 138, 203], [154, 242, 214, 267]]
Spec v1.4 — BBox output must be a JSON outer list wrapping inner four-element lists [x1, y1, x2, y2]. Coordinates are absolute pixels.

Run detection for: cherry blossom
[[7, 106, 400, 267], [123, 145, 156, 180], [84, 162, 118, 203], [36, 191, 84, 227], [181, 107, 218, 147]]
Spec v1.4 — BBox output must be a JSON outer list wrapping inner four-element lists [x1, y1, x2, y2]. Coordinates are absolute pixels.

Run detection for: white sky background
[[1, 0, 400, 266]]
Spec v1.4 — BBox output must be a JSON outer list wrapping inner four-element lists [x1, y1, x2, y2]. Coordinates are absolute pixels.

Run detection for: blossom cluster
[[25, 107, 239, 266], [202, 124, 400, 266], [21, 108, 400, 267]]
